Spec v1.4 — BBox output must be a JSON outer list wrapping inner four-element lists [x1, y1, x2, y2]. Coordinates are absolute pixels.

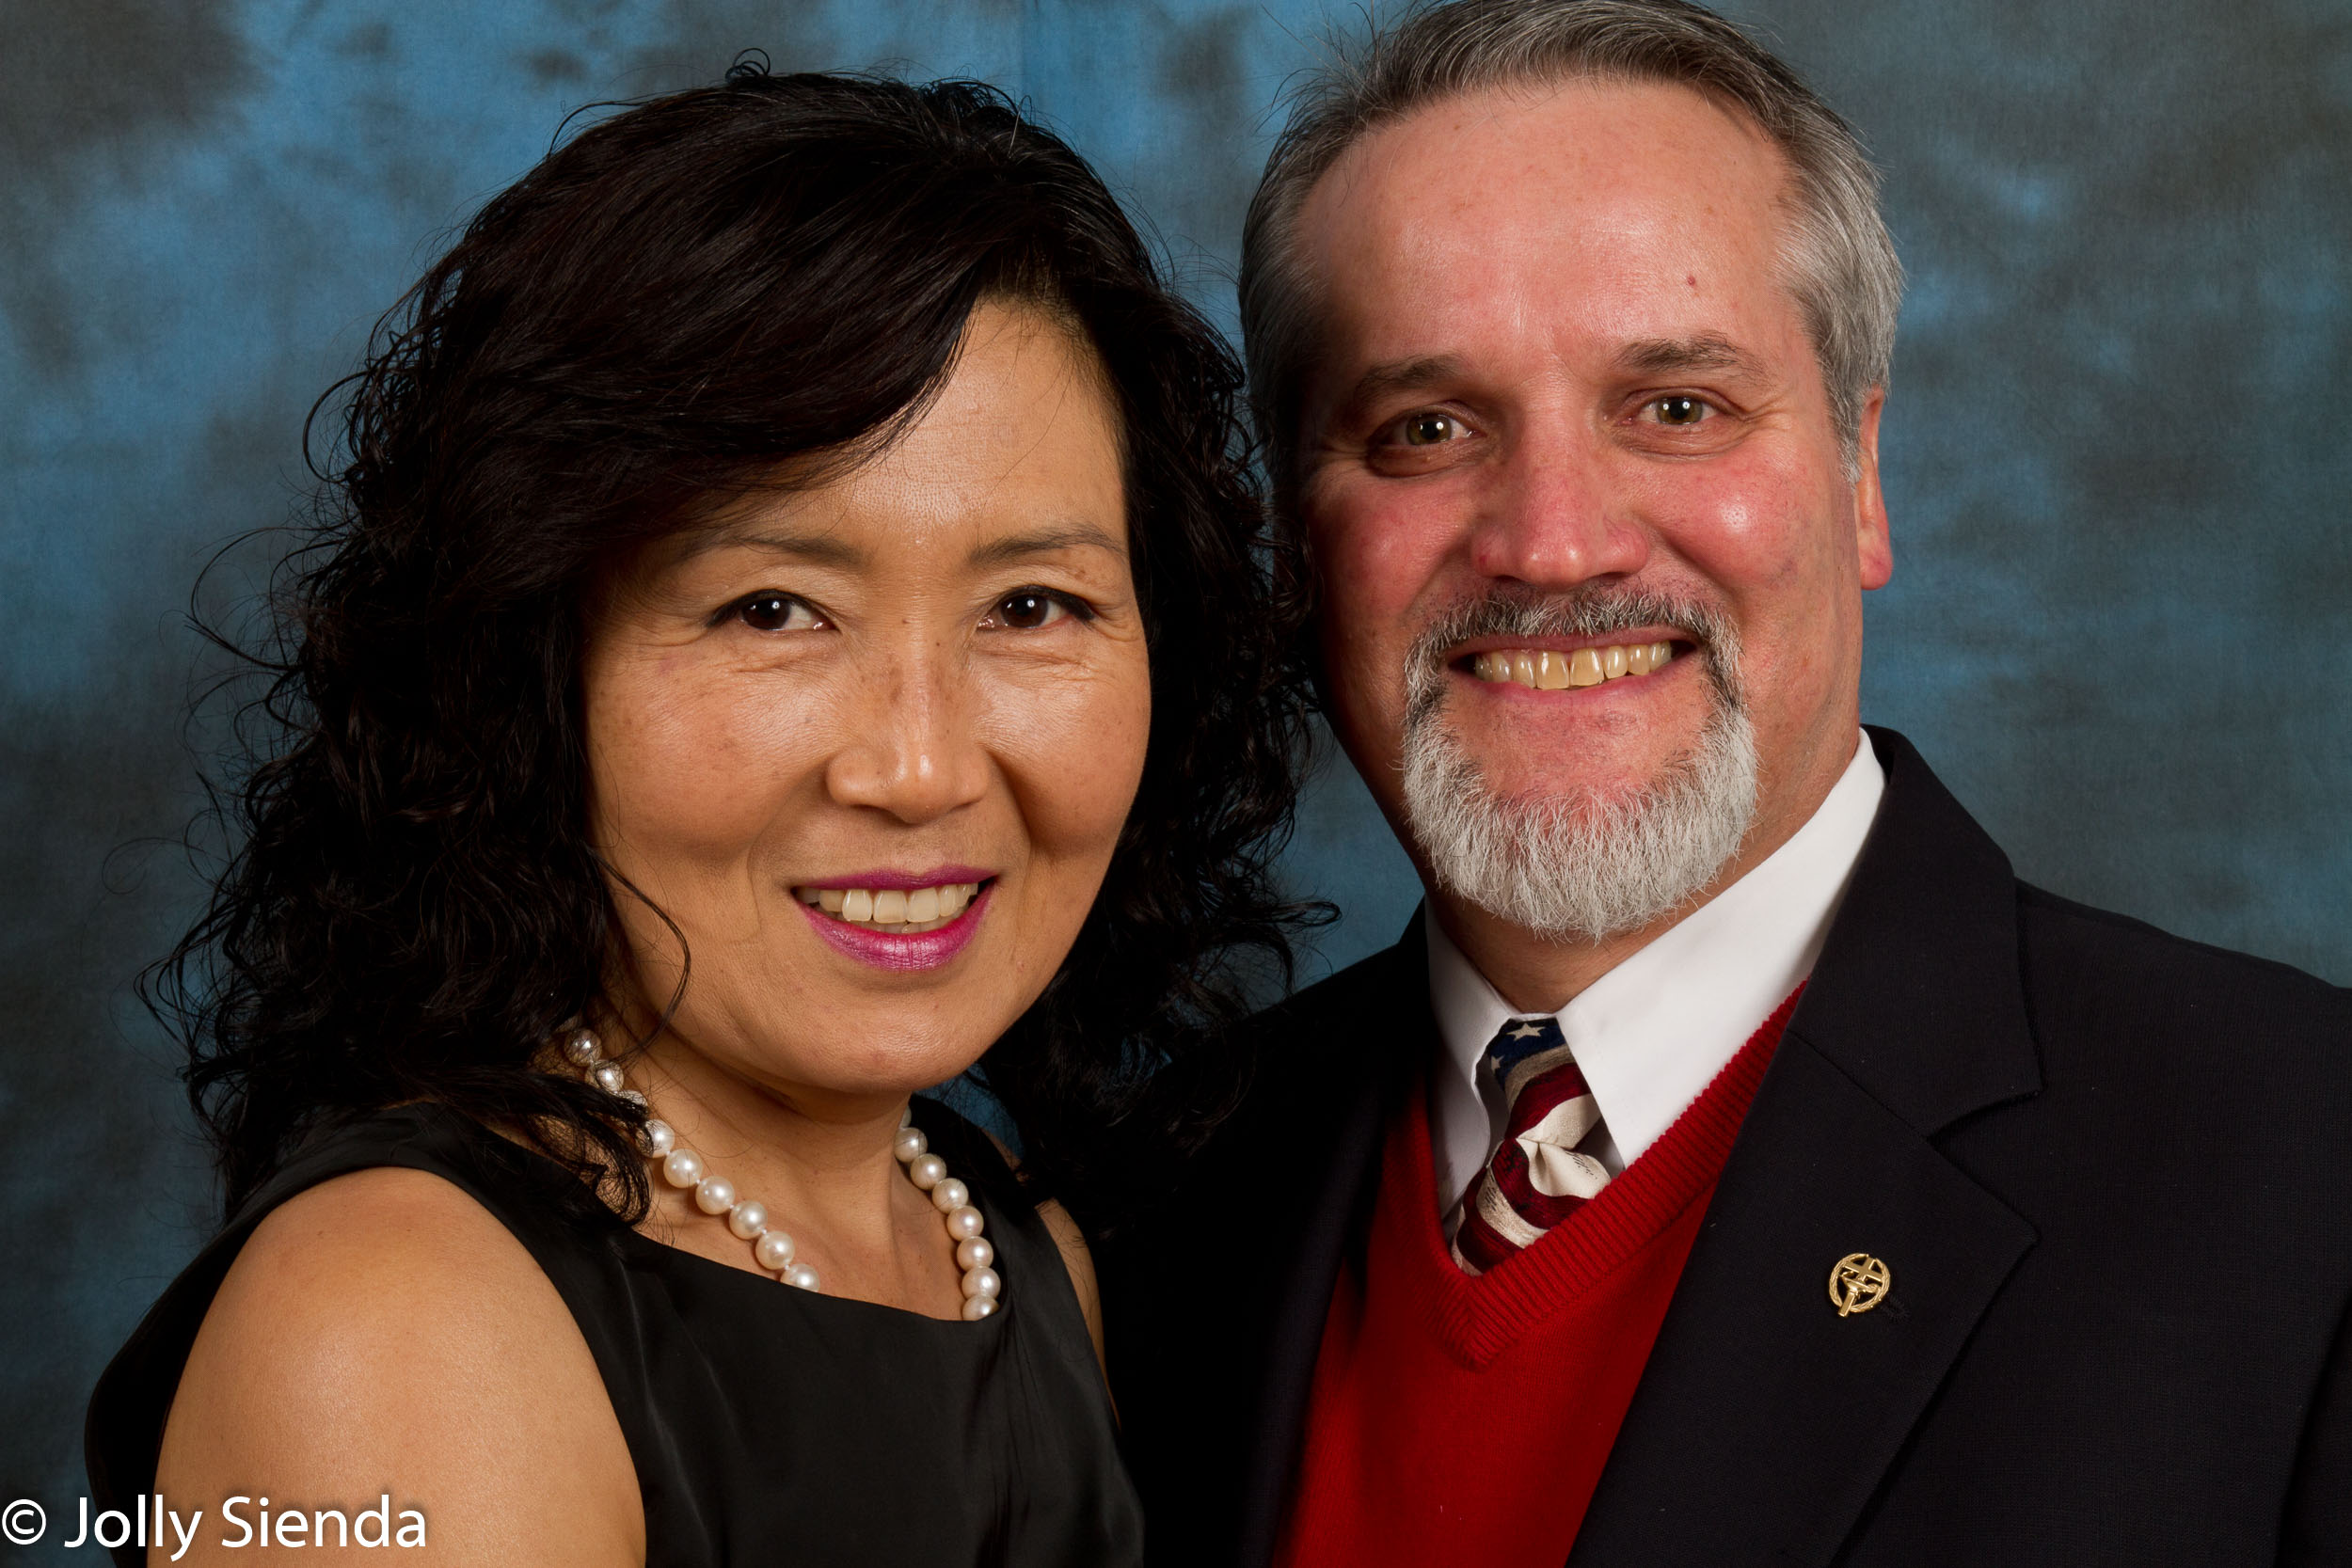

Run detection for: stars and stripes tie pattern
[[1451, 1016, 1613, 1275]]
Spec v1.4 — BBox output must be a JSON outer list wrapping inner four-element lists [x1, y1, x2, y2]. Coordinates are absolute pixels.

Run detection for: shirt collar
[[1426, 729, 1884, 1168], [1425, 897, 1523, 1099]]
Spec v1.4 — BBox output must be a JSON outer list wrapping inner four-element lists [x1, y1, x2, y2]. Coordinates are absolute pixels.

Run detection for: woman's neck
[[618, 1025, 967, 1316]]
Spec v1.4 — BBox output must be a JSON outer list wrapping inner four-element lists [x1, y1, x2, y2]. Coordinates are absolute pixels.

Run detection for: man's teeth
[[1469, 641, 1677, 690], [794, 880, 981, 933]]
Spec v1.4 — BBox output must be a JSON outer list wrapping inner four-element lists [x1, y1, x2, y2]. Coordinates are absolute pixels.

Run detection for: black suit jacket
[[1103, 729, 2352, 1565]]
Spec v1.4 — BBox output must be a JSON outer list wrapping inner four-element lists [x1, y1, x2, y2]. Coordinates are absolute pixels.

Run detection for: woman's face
[[582, 301, 1151, 1103]]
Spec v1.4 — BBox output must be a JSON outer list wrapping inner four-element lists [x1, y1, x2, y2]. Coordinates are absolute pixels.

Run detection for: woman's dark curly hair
[[151, 67, 1317, 1233]]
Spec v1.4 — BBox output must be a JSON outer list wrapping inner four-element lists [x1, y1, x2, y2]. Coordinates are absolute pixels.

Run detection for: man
[[1102, 2, 2352, 1563]]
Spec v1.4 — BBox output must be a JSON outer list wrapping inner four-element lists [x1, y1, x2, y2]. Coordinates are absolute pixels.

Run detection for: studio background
[[4, 0, 2345, 1532]]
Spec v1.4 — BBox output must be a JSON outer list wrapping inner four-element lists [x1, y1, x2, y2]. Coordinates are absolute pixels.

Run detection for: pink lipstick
[[796, 874, 994, 973]]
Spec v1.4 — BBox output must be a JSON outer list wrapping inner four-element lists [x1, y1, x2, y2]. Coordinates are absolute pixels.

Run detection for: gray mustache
[[1405, 588, 1745, 724], [1412, 587, 1735, 650]]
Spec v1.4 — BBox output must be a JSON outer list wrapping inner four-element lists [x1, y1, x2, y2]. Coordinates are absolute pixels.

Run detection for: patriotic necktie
[[1451, 1016, 1613, 1275]]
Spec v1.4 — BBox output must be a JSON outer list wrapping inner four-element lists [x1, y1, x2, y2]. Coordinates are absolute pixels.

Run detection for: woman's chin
[[723, 1037, 1003, 1108]]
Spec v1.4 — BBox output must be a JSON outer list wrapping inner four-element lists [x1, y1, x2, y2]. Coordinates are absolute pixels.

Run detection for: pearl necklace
[[561, 1025, 1003, 1319]]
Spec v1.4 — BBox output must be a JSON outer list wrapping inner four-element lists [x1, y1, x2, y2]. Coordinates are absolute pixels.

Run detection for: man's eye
[[736, 594, 823, 632], [1648, 395, 1712, 426], [983, 591, 1078, 631], [1397, 412, 1469, 446]]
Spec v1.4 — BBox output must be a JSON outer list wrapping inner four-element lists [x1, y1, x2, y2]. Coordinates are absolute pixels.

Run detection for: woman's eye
[[736, 594, 823, 632], [1394, 411, 1470, 446], [983, 590, 1078, 631], [1647, 395, 1713, 427]]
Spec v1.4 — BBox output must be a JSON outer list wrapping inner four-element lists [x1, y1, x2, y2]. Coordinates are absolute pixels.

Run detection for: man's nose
[[824, 641, 992, 826], [1466, 425, 1649, 588]]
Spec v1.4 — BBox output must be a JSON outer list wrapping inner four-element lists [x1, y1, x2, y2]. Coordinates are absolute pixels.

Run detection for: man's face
[[1292, 78, 1891, 925]]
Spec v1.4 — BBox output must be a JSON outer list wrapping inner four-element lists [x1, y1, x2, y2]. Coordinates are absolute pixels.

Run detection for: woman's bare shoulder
[[157, 1165, 642, 1565]]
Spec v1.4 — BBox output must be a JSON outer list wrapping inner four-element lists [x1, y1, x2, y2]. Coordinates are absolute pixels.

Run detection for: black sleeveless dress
[[84, 1097, 1143, 1567]]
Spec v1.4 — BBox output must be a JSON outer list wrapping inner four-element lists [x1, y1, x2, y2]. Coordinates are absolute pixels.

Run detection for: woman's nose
[[823, 643, 992, 826]]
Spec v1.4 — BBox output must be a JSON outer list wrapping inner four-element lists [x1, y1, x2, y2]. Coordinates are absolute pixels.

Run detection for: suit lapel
[[1569, 1034, 2037, 1565], [1235, 924, 1430, 1568], [1571, 730, 2043, 1566]]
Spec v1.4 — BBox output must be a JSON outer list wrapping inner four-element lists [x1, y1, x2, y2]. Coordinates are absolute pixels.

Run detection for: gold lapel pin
[[1829, 1252, 1892, 1317]]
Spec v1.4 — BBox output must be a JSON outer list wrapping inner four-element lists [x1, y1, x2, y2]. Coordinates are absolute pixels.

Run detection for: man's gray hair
[[1240, 0, 1903, 486]]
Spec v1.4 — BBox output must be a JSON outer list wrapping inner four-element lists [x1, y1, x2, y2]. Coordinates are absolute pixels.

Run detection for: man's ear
[[1852, 387, 1892, 591]]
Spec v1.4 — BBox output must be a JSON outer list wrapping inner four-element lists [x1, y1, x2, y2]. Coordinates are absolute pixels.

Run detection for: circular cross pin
[[1828, 1252, 1892, 1317]]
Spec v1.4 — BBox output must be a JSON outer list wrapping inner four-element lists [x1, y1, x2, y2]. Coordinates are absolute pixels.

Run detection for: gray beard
[[1397, 589, 1759, 943]]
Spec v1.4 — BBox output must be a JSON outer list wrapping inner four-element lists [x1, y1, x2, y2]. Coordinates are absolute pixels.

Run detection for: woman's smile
[[793, 871, 996, 970]]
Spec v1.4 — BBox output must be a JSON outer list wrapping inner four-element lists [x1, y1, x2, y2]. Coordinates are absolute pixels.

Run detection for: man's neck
[[1433, 896, 1684, 1015], [1430, 731, 1867, 1015]]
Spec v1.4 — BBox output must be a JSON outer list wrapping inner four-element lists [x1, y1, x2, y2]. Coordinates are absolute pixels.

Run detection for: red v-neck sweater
[[1273, 991, 1796, 1568]]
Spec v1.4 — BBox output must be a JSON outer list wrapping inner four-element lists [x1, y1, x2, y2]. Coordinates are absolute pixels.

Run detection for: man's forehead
[[1305, 76, 1787, 234], [1294, 77, 1798, 368]]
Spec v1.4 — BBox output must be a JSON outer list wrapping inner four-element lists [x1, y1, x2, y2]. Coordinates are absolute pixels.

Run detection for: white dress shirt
[[1427, 730, 1886, 1236]]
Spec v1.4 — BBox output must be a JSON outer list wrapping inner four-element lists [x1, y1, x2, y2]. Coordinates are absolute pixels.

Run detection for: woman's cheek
[[983, 652, 1152, 863], [590, 653, 833, 866]]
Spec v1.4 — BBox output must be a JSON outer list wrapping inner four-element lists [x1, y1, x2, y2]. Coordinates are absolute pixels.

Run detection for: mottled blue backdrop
[[4, 0, 2346, 1539]]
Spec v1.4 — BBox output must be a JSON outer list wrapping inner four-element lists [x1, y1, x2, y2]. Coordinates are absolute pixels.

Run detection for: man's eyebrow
[[1614, 334, 1769, 379], [1343, 354, 1468, 412], [968, 523, 1127, 567]]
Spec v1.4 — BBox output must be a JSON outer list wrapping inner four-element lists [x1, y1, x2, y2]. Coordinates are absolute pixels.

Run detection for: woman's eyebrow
[[689, 527, 866, 567], [968, 523, 1127, 567]]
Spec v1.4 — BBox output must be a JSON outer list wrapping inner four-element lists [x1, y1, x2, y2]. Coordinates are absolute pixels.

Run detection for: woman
[[87, 65, 1310, 1565]]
